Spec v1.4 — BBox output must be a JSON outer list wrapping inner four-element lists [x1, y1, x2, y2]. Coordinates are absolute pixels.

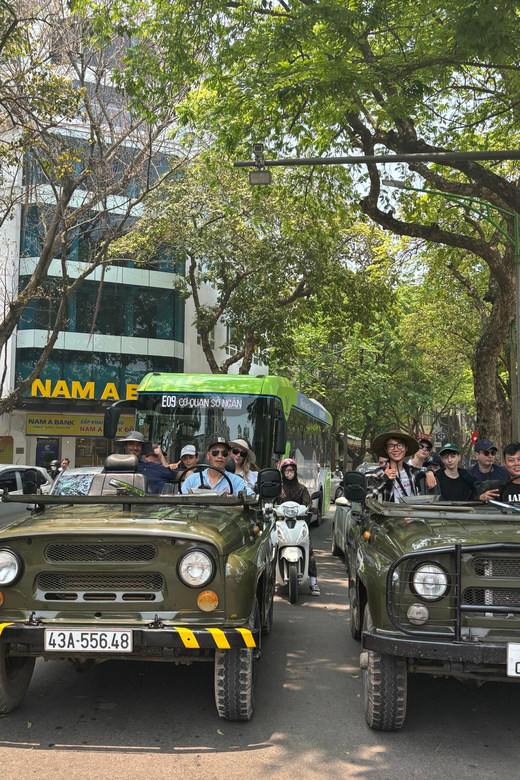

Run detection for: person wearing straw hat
[[228, 438, 259, 490], [367, 430, 423, 502], [113, 431, 179, 494]]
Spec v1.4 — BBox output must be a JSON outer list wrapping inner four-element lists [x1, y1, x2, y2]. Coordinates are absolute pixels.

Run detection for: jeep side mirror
[[343, 471, 366, 502], [273, 418, 287, 455], [22, 469, 40, 495], [257, 468, 282, 499], [103, 399, 140, 439]]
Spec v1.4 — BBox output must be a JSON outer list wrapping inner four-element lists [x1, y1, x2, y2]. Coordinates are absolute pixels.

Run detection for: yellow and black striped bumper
[[0, 623, 257, 651]]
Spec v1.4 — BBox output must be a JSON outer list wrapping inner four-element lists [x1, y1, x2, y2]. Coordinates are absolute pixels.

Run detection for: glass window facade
[[20, 205, 184, 274], [18, 277, 184, 342], [16, 349, 183, 396]]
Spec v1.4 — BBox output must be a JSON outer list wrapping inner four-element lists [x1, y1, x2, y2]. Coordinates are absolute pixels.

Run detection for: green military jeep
[[339, 472, 520, 731], [0, 459, 280, 721]]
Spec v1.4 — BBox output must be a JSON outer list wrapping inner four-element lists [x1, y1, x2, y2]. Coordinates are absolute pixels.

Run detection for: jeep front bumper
[[0, 623, 258, 652], [363, 630, 506, 664]]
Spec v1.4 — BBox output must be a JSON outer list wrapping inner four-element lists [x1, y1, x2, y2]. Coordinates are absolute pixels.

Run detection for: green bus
[[105, 373, 332, 518]]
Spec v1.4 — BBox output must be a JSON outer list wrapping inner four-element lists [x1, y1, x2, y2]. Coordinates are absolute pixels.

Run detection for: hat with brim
[[115, 430, 153, 456], [228, 438, 256, 464], [371, 430, 419, 459], [439, 442, 460, 456], [207, 435, 231, 451]]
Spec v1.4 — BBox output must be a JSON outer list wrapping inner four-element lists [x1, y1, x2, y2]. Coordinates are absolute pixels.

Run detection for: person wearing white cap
[[229, 439, 259, 490]]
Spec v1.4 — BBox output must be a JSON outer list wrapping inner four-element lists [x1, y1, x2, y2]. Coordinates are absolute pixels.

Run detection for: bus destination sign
[[161, 394, 244, 410]]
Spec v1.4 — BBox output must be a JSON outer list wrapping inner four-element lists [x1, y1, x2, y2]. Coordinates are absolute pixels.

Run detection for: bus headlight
[[178, 550, 215, 588], [411, 564, 449, 601], [0, 550, 21, 586]]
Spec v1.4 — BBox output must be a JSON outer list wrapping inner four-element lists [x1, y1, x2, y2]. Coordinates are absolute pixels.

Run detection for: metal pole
[[234, 149, 520, 169]]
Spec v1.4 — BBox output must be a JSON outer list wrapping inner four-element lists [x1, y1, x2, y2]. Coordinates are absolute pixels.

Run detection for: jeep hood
[[374, 506, 520, 560], [0, 504, 253, 556]]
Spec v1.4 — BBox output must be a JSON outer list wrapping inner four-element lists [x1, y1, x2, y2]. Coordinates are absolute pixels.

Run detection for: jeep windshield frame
[[134, 393, 276, 468]]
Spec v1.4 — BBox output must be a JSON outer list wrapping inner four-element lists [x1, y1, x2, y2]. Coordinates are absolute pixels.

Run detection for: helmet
[[280, 458, 297, 470], [50, 460, 59, 467]]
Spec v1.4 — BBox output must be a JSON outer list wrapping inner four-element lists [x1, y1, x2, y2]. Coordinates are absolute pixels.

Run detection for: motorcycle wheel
[[288, 562, 298, 604]]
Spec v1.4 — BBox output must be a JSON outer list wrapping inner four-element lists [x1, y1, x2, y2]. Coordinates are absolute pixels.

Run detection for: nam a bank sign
[[31, 379, 139, 401]]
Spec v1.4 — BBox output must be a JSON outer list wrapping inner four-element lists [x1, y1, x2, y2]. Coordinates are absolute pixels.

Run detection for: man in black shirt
[[478, 442, 520, 503], [435, 443, 477, 501]]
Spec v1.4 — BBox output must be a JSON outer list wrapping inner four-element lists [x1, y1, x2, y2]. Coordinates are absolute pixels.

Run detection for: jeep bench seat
[[89, 453, 149, 495]]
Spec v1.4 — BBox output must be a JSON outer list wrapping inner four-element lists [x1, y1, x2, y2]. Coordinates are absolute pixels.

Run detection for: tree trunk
[[471, 283, 514, 452]]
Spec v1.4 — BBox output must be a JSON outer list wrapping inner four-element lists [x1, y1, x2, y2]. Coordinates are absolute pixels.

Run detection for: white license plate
[[506, 643, 520, 676], [44, 629, 133, 653]]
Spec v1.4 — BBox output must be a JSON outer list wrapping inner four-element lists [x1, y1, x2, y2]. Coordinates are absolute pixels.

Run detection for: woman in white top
[[229, 439, 258, 489]]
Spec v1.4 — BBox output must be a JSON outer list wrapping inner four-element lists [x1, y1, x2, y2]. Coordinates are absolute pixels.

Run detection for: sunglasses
[[479, 450, 497, 457], [232, 448, 247, 457], [418, 444, 432, 451], [210, 449, 229, 457]]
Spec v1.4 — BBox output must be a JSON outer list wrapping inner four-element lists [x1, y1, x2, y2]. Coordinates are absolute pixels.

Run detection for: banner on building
[[26, 414, 135, 437]]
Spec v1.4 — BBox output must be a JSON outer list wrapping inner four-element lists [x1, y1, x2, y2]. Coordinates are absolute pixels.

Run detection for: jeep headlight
[[0, 550, 21, 585], [178, 550, 215, 588], [412, 563, 448, 601]]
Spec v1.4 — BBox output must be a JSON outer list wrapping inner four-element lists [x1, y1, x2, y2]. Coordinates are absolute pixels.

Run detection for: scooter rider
[[278, 459, 320, 596]]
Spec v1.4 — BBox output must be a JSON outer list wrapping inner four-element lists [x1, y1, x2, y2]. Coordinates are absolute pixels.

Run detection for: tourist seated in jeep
[[181, 437, 255, 496], [478, 442, 520, 503], [111, 431, 179, 494]]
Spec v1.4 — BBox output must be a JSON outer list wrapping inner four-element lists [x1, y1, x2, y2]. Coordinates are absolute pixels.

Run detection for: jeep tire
[[0, 646, 35, 713], [349, 579, 362, 641], [362, 607, 407, 731], [214, 599, 260, 721]]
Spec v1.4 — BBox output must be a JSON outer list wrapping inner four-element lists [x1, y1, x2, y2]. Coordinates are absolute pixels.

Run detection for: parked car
[[331, 474, 343, 503], [0, 458, 280, 721], [0, 464, 52, 495], [331, 495, 351, 559], [339, 471, 520, 731]]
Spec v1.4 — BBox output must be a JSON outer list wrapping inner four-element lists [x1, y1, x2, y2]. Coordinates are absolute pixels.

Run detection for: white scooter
[[274, 500, 311, 604]]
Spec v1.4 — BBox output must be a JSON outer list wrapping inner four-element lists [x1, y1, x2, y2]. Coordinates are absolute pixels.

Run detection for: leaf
[[350, 674, 359, 678], [217, 729, 224, 735], [27, 722, 32, 728]]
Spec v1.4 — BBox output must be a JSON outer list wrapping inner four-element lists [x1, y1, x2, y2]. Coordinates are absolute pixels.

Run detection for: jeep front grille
[[464, 587, 520, 607], [387, 543, 520, 639], [45, 543, 156, 563], [473, 558, 520, 578], [37, 571, 164, 594]]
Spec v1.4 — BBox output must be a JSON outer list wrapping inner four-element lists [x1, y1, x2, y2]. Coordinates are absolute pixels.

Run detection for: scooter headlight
[[276, 525, 290, 543], [296, 525, 308, 543]]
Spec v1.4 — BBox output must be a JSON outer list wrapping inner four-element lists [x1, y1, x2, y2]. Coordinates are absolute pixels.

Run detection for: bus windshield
[[135, 393, 276, 467]]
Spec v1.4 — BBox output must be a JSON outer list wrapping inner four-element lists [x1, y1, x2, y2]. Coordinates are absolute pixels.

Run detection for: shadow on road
[[0, 510, 519, 779]]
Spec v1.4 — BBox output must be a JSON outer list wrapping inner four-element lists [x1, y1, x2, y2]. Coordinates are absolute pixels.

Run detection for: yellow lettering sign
[[51, 380, 71, 398], [100, 383, 120, 401], [71, 381, 95, 399], [31, 379, 51, 397], [126, 384, 138, 400]]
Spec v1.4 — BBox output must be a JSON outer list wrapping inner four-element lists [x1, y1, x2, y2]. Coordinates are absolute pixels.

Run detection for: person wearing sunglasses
[[408, 438, 433, 469], [367, 430, 424, 502], [478, 442, 520, 503], [228, 439, 259, 490], [180, 436, 254, 495], [468, 438, 508, 481]]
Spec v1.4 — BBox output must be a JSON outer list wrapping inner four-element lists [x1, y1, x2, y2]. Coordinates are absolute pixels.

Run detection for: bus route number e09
[[162, 395, 177, 408]]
